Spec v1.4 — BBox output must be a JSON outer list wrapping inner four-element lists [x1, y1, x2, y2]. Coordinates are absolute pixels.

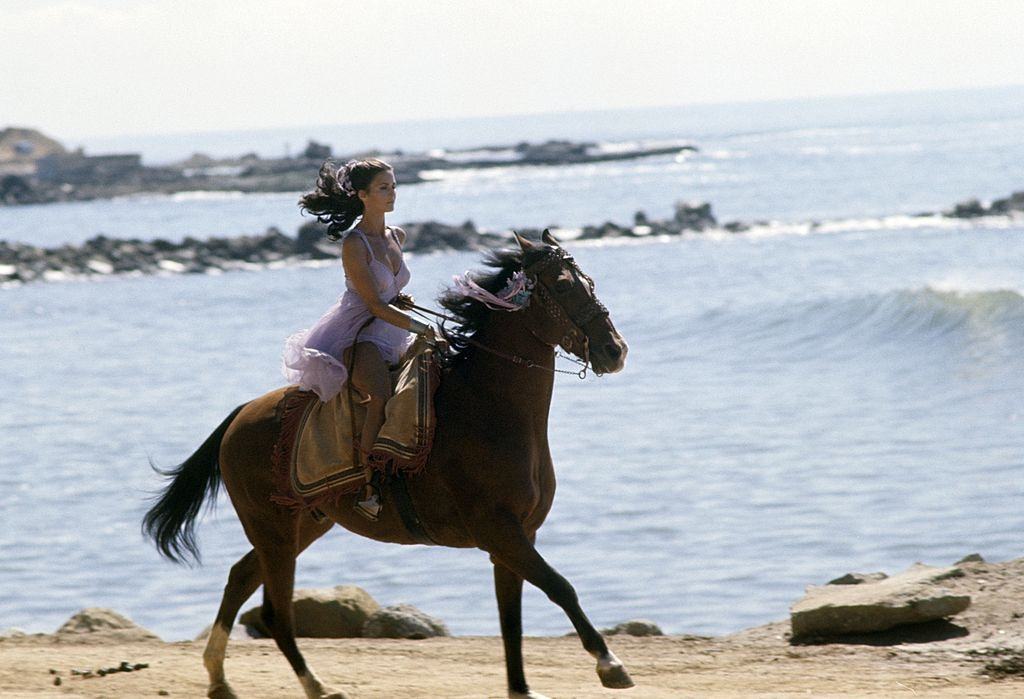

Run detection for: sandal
[[354, 479, 382, 521]]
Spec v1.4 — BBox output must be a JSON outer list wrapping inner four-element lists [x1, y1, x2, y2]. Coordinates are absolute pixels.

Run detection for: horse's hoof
[[317, 686, 350, 699], [207, 682, 240, 699], [597, 660, 635, 689]]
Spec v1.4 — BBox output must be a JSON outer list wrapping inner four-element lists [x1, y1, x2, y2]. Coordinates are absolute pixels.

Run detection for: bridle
[[406, 247, 611, 380], [525, 247, 610, 370]]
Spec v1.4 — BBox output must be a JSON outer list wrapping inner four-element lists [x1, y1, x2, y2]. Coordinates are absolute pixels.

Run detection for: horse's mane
[[437, 245, 548, 365]]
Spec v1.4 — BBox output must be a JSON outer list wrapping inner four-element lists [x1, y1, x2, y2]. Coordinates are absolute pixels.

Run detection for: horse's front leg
[[492, 558, 552, 699], [482, 515, 634, 691]]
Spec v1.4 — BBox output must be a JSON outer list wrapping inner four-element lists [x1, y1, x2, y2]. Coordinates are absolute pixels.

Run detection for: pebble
[[53, 676, 62, 686], [68, 661, 149, 679]]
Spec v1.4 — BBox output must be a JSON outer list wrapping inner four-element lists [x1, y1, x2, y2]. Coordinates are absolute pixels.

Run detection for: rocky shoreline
[[1, 189, 1021, 286], [0, 554, 992, 646]]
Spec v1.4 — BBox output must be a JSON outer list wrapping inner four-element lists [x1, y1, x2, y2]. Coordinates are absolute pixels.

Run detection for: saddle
[[271, 337, 440, 511]]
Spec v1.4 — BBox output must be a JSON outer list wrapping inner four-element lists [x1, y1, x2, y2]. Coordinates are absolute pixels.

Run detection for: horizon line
[[45, 82, 1024, 144]]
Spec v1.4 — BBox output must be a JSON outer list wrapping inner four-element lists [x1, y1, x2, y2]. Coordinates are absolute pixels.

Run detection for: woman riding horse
[[282, 158, 432, 519], [144, 231, 631, 699]]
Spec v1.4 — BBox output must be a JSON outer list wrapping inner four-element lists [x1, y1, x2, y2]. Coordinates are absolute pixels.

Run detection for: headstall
[[524, 249, 610, 362]]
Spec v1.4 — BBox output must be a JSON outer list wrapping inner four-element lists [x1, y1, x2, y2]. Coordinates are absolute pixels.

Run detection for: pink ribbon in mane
[[452, 270, 532, 311]]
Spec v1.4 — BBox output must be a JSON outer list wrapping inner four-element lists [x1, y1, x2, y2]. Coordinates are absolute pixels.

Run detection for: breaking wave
[[693, 287, 1024, 359]]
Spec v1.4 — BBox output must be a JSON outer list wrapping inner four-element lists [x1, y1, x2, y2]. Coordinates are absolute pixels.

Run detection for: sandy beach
[[1, 630, 1020, 698], [5, 557, 1024, 698]]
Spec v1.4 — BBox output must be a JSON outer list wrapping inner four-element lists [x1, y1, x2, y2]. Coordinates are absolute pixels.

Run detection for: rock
[[673, 201, 717, 231], [827, 572, 889, 585], [402, 220, 496, 253], [577, 221, 629, 240], [294, 220, 331, 256], [302, 140, 333, 160], [723, 220, 750, 233], [988, 191, 1024, 214], [362, 604, 449, 639], [601, 619, 664, 637], [790, 564, 970, 639], [945, 198, 987, 218], [1, 627, 27, 638], [56, 608, 160, 641], [0, 174, 36, 204], [957, 553, 986, 564], [239, 585, 380, 638]]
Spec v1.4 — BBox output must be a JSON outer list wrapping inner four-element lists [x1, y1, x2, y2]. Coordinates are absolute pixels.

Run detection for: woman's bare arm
[[342, 236, 422, 331]]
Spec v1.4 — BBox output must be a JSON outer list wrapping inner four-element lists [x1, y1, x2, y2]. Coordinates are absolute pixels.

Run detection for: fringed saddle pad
[[271, 340, 440, 511]]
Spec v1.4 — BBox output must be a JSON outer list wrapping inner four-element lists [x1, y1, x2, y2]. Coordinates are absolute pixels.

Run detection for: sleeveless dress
[[281, 226, 413, 402]]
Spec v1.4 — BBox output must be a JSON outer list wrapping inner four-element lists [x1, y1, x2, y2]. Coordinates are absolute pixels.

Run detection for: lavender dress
[[282, 227, 413, 401]]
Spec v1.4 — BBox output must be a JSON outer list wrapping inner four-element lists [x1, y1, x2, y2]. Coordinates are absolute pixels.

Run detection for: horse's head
[[517, 230, 628, 375]]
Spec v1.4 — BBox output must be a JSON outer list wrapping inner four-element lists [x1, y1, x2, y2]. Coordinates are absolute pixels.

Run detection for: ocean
[[1, 86, 1022, 641]]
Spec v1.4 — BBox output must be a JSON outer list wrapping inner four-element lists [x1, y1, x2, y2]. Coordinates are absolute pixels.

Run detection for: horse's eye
[[555, 278, 573, 293]]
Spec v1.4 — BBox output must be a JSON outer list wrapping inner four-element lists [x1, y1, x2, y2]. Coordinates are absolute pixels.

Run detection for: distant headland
[[0, 127, 696, 207]]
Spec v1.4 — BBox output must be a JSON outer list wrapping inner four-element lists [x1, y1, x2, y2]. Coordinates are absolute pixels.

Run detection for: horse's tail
[[142, 403, 247, 565]]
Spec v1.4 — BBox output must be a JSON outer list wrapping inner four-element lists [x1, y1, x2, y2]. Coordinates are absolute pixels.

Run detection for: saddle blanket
[[271, 339, 440, 510]]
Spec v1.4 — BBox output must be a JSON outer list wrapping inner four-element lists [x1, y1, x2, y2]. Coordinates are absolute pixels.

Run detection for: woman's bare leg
[[344, 341, 391, 516]]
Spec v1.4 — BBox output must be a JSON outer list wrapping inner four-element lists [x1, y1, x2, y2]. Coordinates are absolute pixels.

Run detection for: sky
[[2, 0, 1022, 139]]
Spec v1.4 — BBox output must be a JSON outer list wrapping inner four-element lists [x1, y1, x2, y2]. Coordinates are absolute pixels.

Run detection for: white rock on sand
[[55, 608, 160, 642], [790, 563, 971, 639]]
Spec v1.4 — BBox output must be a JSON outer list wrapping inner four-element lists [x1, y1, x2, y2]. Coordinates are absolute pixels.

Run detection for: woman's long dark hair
[[298, 158, 392, 240]]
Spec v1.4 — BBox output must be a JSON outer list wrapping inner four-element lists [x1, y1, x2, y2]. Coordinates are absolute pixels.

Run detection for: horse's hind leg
[[482, 517, 633, 692], [205, 518, 334, 699], [256, 526, 347, 699], [204, 550, 260, 699]]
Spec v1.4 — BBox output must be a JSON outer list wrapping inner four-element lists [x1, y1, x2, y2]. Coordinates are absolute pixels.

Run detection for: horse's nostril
[[605, 343, 622, 360]]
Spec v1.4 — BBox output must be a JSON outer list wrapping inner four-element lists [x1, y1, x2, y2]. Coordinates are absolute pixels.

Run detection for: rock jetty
[[3, 187, 1022, 286], [0, 219, 506, 285], [0, 201, 708, 285]]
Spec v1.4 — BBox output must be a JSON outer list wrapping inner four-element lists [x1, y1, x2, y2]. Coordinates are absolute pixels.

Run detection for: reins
[[403, 300, 592, 380]]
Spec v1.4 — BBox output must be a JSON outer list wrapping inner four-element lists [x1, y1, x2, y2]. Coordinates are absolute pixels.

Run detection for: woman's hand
[[393, 293, 415, 310]]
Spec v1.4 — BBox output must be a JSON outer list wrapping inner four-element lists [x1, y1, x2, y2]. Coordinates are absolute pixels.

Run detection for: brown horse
[[143, 232, 631, 699]]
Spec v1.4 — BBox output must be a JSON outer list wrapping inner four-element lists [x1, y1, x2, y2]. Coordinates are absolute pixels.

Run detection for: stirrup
[[354, 484, 382, 521]]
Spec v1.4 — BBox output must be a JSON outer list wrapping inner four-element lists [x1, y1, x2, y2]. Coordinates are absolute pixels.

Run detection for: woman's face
[[359, 169, 396, 215]]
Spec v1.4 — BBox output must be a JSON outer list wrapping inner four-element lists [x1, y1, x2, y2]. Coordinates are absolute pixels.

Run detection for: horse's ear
[[541, 228, 562, 247], [513, 231, 534, 251]]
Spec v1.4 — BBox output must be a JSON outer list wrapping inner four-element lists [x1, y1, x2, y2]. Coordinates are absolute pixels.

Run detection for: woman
[[282, 158, 432, 519]]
